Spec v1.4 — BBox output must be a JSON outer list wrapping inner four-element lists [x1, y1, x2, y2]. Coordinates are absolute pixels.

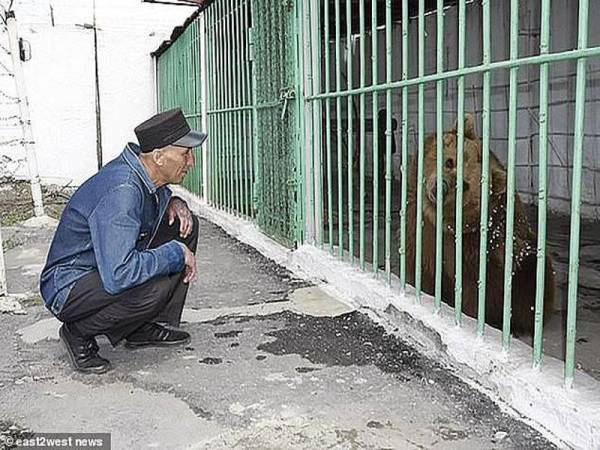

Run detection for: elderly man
[[40, 108, 206, 374]]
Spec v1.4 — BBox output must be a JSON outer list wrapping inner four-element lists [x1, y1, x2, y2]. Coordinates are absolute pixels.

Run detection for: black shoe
[[124, 322, 191, 349], [59, 324, 112, 374]]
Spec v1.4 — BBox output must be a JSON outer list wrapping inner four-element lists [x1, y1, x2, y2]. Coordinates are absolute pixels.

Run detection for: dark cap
[[134, 108, 208, 153]]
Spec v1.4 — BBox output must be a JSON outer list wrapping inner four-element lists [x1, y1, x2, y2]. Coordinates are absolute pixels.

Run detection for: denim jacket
[[40, 143, 185, 316]]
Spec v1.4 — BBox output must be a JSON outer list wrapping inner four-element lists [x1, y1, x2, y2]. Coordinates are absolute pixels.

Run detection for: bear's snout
[[426, 177, 450, 204]]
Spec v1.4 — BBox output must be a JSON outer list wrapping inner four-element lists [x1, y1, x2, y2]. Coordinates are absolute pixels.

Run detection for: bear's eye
[[445, 158, 455, 169], [463, 181, 470, 192]]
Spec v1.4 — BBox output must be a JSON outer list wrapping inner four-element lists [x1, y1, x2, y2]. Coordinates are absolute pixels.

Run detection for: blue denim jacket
[[40, 143, 185, 316]]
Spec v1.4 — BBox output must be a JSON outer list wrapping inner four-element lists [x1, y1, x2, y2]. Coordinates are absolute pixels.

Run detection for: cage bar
[[434, 0, 444, 314], [359, 0, 366, 270], [384, 0, 392, 284], [372, 0, 379, 275], [565, 0, 589, 388], [477, 0, 491, 336], [533, 0, 551, 363], [335, 0, 344, 259], [324, 0, 333, 254], [399, 0, 408, 289], [502, 0, 520, 349], [346, 0, 354, 264], [455, 0, 466, 326], [415, 0, 425, 302]]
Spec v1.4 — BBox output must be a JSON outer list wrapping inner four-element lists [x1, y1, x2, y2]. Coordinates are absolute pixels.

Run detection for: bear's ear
[[452, 113, 478, 140]]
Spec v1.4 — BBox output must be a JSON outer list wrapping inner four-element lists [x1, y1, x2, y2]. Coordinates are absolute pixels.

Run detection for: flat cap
[[134, 108, 207, 152]]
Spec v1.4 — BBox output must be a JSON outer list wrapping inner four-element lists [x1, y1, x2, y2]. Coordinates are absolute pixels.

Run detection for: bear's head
[[421, 114, 507, 231]]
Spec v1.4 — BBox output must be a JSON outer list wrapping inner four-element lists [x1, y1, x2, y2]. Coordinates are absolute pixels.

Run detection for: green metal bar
[[304, 0, 316, 242], [246, 0, 255, 219], [276, 0, 284, 238], [217, 0, 229, 211], [372, 0, 379, 275], [250, 0, 260, 217], [307, 46, 600, 101], [265, 0, 273, 233], [189, 21, 198, 194], [212, 2, 219, 207], [533, 0, 550, 366], [325, 0, 333, 253], [359, 0, 366, 270], [454, 0, 466, 326], [216, 0, 225, 209], [477, 0, 491, 335], [399, 0, 408, 289], [226, 0, 234, 214], [229, 1, 236, 213], [311, 0, 323, 246], [237, 0, 244, 216], [293, 0, 306, 243], [233, 0, 246, 217], [346, 0, 354, 264], [294, 0, 306, 237], [565, 0, 589, 389], [335, 0, 343, 259], [229, 0, 237, 214], [234, 0, 243, 216], [434, 0, 444, 313], [241, 0, 250, 218], [502, 0, 519, 349], [206, 7, 213, 204], [415, 0, 425, 301], [210, 7, 217, 206], [384, 0, 392, 284], [198, 18, 206, 199]]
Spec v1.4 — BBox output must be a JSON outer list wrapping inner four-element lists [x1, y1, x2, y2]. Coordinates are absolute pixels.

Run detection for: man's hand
[[167, 197, 193, 239], [178, 242, 196, 283]]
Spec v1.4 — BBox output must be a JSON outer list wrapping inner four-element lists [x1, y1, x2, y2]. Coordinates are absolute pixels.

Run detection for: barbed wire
[[0, 138, 22, 146], [0, 89, 17, 101], [0, 42, 9, 54], [0, 138, 33, 147], [0, 58, 12, 73]]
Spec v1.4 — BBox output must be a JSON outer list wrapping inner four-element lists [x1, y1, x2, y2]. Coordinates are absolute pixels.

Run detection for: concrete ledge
[[174, 187, 600, 450]]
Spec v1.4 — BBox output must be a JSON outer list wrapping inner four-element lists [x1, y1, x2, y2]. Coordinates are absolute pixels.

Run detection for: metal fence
[[204, 0, 254, 219], [156, 0, 599, 388], [157, 16, 204, 197]]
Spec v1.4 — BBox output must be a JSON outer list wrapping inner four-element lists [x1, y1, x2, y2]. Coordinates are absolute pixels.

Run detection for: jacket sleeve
[[88, 184, 185, 295]]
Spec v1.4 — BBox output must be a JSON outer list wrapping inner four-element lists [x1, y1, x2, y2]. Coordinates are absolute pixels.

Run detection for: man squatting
[[40, 108, 206, 373]]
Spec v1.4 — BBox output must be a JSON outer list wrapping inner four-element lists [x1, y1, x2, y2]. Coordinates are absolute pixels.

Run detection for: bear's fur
[[403, 115, 555, 337]]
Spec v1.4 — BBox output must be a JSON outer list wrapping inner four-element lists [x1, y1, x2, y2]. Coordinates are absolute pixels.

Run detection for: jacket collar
[[122, 143, 158, 194]]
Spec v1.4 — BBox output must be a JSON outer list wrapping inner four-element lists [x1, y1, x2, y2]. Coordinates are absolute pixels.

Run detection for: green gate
[[202, 0, 301, 247], [251, 0, 302, 247], [156, 17, 203, 197]]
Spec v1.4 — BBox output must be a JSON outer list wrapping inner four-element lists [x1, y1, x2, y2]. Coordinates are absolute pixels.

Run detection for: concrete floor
[[0, 217, 558, 449]]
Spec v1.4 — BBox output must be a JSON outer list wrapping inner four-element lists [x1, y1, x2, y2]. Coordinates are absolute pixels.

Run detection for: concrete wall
[[0, 0, 195, 185]]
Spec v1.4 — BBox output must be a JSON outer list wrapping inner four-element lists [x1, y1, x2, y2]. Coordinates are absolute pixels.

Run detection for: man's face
[[156, 145, 196, 184]]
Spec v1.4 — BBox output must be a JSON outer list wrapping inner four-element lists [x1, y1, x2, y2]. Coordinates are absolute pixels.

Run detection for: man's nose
[[188, 151, 195, 167]]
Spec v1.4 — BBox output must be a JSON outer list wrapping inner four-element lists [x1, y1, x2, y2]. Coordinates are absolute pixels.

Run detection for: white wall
[[0, 0, 195, 185]]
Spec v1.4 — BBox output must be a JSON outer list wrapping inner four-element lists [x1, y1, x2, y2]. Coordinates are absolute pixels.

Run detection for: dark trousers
[[56, 214, 199, 346]]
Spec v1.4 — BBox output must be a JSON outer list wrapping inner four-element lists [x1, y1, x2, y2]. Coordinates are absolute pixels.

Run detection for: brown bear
[[403, 114, 555, 337]]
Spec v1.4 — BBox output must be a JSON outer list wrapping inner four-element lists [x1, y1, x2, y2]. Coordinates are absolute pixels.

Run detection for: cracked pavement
[[0, 217, 557, 449]]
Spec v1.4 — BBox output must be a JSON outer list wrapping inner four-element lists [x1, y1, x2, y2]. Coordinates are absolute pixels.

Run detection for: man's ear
[[152, 149, 164, 166], [452, 113, 478, 140]]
